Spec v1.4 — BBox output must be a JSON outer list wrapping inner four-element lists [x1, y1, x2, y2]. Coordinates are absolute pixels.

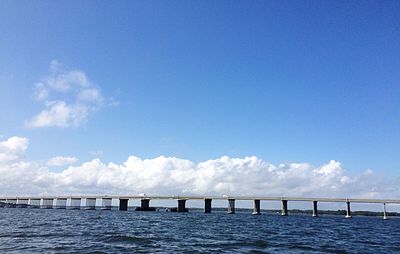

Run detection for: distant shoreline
[[189, 207, 400, 217], [1, 202, 397, 217]]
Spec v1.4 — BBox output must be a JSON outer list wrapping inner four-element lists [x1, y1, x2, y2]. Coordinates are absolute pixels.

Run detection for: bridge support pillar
[[85, 198, 96, 210], [252, 200, 261, 215], [41, 198, 53, 209], [204, 198, 212, 213], [383, 203, 388, 220], [228, 199, 235, 214], [101, 198, 112, 210], [281, 200, 288, 216], [70, 198, 81, 209], [177, 199, 188, 212], [345, 201, 352, 218], [312, 201, 318, 217], [119, 198, 129, 211], [135, 199, 156, 211], [141, 199, 150, 209], [55, 198, 67, 209]]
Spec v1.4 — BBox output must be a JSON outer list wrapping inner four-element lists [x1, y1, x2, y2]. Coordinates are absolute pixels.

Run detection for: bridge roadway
[[1, 195, 400, 203], [1, 195, 398, 219]]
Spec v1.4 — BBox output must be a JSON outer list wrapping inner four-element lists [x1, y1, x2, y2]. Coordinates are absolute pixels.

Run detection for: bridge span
[[1, 195, 398, 219]]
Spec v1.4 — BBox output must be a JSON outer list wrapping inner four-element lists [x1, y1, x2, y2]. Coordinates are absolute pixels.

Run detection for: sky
[[0, 1, 399, 206]]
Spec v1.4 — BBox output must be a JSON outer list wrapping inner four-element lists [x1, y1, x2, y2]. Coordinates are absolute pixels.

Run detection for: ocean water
[[0, 208, 399, 253]]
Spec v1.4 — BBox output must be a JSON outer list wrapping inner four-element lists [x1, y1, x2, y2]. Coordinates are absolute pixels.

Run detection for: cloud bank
[[26, 61, 103, 128], [0, 136, 398, 200]]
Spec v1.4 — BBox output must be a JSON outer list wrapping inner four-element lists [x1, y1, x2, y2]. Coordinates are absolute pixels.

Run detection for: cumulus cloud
[[47, 156, 78, 166], [0, 136, 28, 162], [0, 136, 398, 202], [26, 61, 103, 128]]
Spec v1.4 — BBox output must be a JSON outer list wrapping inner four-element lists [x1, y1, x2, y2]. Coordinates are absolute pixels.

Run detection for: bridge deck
[[1, 195, 400, 204]]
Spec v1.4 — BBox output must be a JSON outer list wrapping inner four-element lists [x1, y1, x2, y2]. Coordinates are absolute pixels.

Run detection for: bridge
[[1, 195, 398, 219]]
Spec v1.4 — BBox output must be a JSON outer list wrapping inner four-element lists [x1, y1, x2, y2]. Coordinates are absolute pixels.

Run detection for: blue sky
[[0, 0, 399, 187]]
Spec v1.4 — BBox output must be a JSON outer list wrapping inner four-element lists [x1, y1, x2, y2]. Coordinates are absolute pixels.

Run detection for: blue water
[[0, 208, 399, 253]]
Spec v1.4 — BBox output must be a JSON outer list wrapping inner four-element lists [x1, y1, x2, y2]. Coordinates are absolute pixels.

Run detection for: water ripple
[[0, 208, 399, 253]]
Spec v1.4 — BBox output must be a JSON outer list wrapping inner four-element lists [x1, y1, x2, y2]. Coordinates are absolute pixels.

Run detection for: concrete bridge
[[1, 195, 398, 219]]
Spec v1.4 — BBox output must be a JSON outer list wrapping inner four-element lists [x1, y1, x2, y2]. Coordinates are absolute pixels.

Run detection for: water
[[0, 208, 399, 253]]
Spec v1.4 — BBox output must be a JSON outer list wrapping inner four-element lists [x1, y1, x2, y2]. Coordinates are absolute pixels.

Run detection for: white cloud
[[47, 156, 78, 166], [27, 101, 90, 128], [77, 88, 103, 103], [26, 61, 103, 128], [33, 82, 49, 101], [0, 136, 28, 162], [0, 136, 398, 204], [46, 69, 90, 92]]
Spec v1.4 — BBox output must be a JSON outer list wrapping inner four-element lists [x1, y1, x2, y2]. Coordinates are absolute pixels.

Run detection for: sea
[[0, 208, 399, 253]]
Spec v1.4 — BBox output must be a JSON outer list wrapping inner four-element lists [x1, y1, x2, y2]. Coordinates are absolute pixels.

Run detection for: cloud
[[27, 101, 90, 128], [26, 61, 103, 128], [47, 156, 78, 166], [77, 88, 103, 103], [0, 136, 398, 203], [0, 136, 28, 162]]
